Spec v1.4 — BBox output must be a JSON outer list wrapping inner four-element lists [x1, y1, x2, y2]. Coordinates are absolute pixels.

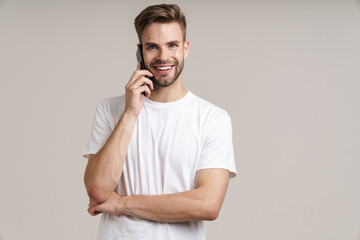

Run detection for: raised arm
[[88, 168, 230, 222], [84, 63, 154, 203]]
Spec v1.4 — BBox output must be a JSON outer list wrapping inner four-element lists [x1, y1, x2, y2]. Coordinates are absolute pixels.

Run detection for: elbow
[[84, 169, 116, 203], [86, 185, 110, 203], [202, 203, 221, 221]]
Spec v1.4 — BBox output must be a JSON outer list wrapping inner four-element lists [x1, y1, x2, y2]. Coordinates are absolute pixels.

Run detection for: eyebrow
[[144, 42, 159, 47], [144, 40, 181, 47], [168, 41, 180, 45]]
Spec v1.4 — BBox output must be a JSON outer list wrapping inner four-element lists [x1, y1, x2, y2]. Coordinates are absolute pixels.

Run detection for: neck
[[149, 76, 187, 103]]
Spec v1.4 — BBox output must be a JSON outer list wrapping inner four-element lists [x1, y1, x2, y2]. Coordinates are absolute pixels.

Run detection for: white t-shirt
[[83, 91, 237, 240]]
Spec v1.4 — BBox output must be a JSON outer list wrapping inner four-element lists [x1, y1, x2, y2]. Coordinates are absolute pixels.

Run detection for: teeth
[[156, 66, 171, 71]]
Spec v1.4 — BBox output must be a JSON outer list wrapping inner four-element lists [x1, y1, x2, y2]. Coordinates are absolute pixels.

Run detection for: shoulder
[[188, 94, 234, 149], [96, 95, 126, 118], [190, 92, 231, 123]]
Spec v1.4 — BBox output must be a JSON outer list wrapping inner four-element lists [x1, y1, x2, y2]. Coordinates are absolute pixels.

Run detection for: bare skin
[[84, 21, 230, 222], [88, 169, 229, 222]]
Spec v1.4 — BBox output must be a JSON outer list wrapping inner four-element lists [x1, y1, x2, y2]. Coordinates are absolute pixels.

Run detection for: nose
[[157, 48, 170, 62]]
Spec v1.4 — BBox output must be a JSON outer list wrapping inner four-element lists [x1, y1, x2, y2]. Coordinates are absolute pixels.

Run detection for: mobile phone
[[136, 44, 150, 95], [136, 45, 146, 70]]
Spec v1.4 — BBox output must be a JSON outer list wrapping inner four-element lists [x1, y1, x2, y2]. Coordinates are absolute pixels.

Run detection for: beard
[[147, 59, 184, 88]]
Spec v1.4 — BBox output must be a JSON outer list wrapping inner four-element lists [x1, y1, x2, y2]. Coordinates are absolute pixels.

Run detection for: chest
[[137, 106, 202, 164]]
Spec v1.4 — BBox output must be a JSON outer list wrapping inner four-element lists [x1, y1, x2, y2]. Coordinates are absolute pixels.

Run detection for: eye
[[147, 45, 157, 50], [169, 43, 177, 48]]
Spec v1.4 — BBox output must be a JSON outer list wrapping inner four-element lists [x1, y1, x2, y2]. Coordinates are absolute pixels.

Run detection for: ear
[[183, 40, 190, 59]]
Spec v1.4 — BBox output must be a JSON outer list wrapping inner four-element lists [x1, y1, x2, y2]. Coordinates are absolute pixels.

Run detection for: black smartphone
[[136, 44, 151, 95], [136, 45, 146, 70]]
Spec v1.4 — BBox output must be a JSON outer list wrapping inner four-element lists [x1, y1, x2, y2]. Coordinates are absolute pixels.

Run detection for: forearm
[[88, 169, 229, 222], [118, 189, 220, 222], [84, 112, 137, 202]]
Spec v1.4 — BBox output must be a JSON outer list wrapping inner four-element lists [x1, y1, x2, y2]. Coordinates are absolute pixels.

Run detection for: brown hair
[[134, 4, 187, 44]]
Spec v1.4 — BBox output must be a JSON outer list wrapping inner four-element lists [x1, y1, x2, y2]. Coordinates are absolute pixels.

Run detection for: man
[[83, 4, 236, 240]]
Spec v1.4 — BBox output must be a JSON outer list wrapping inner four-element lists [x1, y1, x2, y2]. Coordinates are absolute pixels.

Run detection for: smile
[[153, 65, 174, 72], [156, 66, 171, 70]]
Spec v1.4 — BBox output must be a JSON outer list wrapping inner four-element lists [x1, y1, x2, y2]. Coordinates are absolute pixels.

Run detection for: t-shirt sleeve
[[197, 111, 237, 178], [83, 100, 112, 159]]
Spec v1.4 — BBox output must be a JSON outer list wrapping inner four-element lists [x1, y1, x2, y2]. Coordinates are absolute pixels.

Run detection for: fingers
[[88, 199, 101, 216], [123, 64, 154, 117], [139, 85, 151, 98], [126, 84, 151, 99], [87, 193, 122, 217], [125, 75, 154, 100], [127, 67, 153, 87], [126, 74, 153, 94], [125, 63, 154, 102], [88, 199, 97, 208], [129, 76, 154, 91], [88, 206, 100, 216]]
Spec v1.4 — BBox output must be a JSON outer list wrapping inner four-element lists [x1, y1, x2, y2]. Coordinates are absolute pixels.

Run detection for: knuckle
[[134, 71, 141, 77]]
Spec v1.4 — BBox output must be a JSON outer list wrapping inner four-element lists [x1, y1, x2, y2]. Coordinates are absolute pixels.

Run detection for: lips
[[155, 66, 172, 71], [153, 65, 174, 73]]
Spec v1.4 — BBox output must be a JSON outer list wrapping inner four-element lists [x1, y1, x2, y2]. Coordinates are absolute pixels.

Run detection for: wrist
[[121, 111, 139, 128], [117, 196, 129, 216], [123, 109, 140, 120]]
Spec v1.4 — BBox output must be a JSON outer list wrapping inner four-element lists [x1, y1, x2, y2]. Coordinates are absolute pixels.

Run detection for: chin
[[153, 77, 177, 88]]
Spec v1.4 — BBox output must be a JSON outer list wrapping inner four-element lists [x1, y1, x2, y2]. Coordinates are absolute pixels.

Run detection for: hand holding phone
[[124, 56, 153, 117]]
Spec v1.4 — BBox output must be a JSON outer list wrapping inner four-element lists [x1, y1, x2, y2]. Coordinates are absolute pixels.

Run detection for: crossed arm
[[87, 168, 230, 222], [83, 111, 230, 222]]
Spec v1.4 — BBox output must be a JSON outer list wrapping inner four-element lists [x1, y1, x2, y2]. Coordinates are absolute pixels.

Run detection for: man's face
[[141, 22, 189, 87]]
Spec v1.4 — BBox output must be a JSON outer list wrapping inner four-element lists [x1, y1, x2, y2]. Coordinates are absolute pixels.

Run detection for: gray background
[[1, 0, 360, 239]]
